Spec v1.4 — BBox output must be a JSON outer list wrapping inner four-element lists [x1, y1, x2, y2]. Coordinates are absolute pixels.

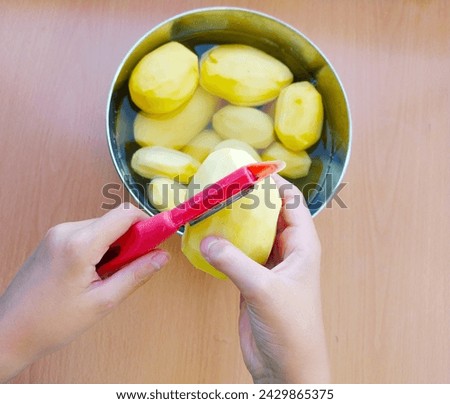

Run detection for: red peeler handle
[[96, 211, 179, 279]]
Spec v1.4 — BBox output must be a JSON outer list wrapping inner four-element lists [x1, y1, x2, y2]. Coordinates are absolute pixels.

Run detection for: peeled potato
[[129, 42, 199, 115], [148, 178, 188, 211], [214, 139, 261, 162], [200, 44, 293, 106], [131, 146, 200, 184], [261, 142, 311, 179], [212, 105, 274, 148], [134, 87, 219, 150], [275, 81, 324, 151], [182, 129, 222, 162], [182, 148, 281, 279]]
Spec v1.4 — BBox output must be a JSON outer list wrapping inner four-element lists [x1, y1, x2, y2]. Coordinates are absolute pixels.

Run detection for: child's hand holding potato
[[201, 175, 330, 384]]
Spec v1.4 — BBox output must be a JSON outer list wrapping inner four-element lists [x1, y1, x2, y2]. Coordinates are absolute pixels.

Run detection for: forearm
[[0, 343, 28, 383], [0, 325, 26, 382], [0, 295, 35, 383]]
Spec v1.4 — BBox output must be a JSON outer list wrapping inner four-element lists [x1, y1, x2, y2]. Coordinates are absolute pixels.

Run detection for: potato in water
[[148, 178, 188, 211], [212, 105, 274, 149], [275, 81, 324, 151], [129, 42, 199, 115], [200, 44, 293, 106], [261, 141, 311, 179], [131, 146, 200, 184], [182, 129, 222, 163], [134, 87, 219, 150]]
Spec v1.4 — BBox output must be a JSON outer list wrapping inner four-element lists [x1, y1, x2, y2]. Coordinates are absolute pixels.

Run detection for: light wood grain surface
[[1, 0, 448, 383]]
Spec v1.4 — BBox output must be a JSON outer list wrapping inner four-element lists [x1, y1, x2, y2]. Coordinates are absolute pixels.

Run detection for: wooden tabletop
[[1, 0, 448, 383]]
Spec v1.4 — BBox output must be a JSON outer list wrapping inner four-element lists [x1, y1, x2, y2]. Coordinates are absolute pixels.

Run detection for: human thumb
[[96, 250, 169, 306], [200, 236, 265, 297]]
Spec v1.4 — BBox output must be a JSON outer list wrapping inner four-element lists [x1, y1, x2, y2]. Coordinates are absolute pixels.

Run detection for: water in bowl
[[112, 40, 342, 217]]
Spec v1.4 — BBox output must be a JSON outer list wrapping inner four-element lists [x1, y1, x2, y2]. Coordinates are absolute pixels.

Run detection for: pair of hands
[[0, 176, 329, 383]]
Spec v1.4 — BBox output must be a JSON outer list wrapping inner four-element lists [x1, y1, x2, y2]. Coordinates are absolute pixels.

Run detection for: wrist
[[252, 362, 331, 384], [0, 299, 34, 382], [282, 346, 331, 384], [252, 369, 284, 384], [250, 344, 330, 384], [0, 344, 29, 383]]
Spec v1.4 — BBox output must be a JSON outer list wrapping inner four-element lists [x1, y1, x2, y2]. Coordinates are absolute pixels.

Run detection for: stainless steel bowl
[[106, 7, 351, 225]]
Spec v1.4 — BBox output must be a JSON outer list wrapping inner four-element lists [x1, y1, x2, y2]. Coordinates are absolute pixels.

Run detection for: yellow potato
[[214, 139, 261, 162], [275, 81, 324, 151], [134, 87, 219, 150], [129, 42, 199, 115], [148, 178, 188, 211], [261, 141, 311, 179], [131, 146, 200, 184], [182, 148, 281, 279], [212, 105, 274, 148], [182, 129, 222, 162], [200, 44, 293, 106]]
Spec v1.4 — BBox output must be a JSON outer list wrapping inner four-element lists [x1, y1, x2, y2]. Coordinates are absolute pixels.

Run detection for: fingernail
[[151, 252, 169, 271], [201, 237, 222, 261]]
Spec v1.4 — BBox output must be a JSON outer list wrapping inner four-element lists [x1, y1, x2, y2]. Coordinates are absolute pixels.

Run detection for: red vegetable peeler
[[96, 160, 285, 279]]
